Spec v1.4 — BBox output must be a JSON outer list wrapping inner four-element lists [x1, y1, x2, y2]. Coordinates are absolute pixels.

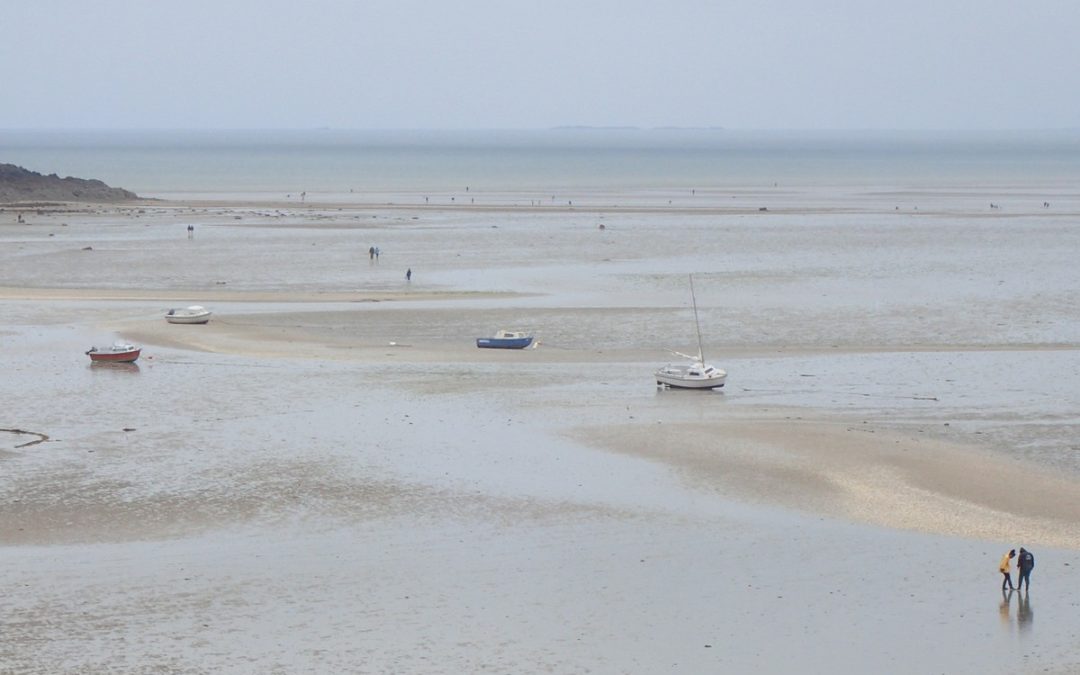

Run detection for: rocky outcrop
[[0, 164, 137, 203]]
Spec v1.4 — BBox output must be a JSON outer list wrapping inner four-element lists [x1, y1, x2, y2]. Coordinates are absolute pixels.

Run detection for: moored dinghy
[[655, 275, 727, 389], [165, 305, 212, 324], [476, 329, 534, 349], [86, 341, 141, 363]]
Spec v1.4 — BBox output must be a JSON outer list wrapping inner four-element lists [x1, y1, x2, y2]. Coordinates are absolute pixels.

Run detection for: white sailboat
[[655, 275, 727, 389]]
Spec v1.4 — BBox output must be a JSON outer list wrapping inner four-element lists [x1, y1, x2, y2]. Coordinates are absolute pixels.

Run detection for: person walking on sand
[[1017, 547, 1035, 591], [999, 549, 1016, 591], [406, 268, 412, 281], [369, 246, 375, 260]]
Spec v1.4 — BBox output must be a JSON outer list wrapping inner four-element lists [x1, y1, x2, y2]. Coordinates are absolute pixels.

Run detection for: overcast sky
[[3, 0, 1078, 130]]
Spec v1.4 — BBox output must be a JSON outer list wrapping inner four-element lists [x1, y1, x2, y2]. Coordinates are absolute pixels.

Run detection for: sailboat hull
[[655, 363, 727, 389]]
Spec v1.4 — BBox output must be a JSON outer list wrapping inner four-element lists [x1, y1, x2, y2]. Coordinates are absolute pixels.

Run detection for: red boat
[[86, 342, 141, 363]]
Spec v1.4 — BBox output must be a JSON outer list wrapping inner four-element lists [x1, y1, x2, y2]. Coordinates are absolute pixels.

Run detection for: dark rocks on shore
[[0, 163, 138, 204]]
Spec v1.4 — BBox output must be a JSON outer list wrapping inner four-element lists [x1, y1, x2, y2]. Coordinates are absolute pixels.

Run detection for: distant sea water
[[3, 128, 1080, 196]]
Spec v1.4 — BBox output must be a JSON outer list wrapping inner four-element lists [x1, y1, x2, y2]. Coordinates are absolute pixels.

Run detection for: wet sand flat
[[2, 191, 1079, 673]]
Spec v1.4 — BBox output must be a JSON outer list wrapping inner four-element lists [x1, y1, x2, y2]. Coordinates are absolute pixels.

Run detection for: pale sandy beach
[[2, 187, 1080, 673]]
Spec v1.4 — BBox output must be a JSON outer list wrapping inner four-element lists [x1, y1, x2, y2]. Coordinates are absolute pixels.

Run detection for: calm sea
[[3, 128, 1080, 195]]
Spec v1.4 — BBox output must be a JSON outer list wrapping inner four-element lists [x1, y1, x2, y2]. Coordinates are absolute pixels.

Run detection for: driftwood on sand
[[0, 428, 50, 448]]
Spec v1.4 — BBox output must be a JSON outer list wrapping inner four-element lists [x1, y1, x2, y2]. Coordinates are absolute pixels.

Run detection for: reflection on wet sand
[[999, 589, 1014, 633], [1017, 591, 1034, 635], [88, 361, 141, 374], [998, 588, 1034, 637]]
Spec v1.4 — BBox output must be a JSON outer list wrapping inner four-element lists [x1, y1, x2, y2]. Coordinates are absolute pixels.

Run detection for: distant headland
[[0, 164, 137, 203]]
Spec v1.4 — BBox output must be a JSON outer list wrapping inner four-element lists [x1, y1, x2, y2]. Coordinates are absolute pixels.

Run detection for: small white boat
[[655, 275, 727, 390], [165, 305, 212, 324]]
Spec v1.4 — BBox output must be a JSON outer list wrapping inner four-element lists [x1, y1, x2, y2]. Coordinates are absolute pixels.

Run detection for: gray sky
[[3, 0, 1078, 130]]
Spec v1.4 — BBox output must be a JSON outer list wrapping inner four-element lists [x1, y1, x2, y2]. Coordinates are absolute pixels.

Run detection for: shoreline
[[0, 285, 508, 304]]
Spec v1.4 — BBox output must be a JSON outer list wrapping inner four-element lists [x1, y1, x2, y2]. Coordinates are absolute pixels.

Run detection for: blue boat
[[476, 329, 534, 349]]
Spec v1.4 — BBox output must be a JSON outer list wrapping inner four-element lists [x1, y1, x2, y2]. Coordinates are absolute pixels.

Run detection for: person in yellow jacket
[[999, 549, 1016, 591]]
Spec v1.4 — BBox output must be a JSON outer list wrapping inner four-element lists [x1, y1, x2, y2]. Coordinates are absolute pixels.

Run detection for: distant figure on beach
[[1017, 547, 1035, 591], [301, 191, 306, 203], [406, 268, 412, 281], [369, 246, 375, 260], [375, 246, 380, 260], [187, 224, 194, 238], [999, 549, 1016, 591]]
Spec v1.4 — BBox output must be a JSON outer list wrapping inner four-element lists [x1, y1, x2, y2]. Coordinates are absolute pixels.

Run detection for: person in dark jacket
[[1017, 547, 1035, 591]]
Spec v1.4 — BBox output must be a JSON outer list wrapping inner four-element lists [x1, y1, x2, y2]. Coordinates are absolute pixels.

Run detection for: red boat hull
[[87, 349, 141, 363]]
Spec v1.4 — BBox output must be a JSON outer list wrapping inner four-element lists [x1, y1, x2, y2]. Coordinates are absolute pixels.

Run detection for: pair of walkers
[[999, 547, 1035, 591]]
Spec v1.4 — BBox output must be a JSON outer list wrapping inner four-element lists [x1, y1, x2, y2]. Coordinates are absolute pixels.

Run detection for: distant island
[[0, 163, 137, 203], [549, 126, 725, 131]]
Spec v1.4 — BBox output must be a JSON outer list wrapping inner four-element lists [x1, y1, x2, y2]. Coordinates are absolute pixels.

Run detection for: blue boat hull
[[476, 337, 533, 349]]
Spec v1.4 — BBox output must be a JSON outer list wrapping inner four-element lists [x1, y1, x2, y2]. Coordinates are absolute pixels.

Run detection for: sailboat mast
[[689, 274, 705, 363]]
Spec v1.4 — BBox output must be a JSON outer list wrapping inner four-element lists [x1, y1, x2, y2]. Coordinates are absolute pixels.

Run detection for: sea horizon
[[4, 127, 1080, 194]]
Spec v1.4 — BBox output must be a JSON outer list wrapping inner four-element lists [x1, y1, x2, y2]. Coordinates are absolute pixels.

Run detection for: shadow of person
[[1017, 590, 1034, 634]]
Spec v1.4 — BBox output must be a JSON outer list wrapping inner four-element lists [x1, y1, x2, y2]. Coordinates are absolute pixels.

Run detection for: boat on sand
[[86, 342, 141, 363], [476, 330, 534, 349], [655, 275, 727, 390], [165, 305, 212, 324]]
